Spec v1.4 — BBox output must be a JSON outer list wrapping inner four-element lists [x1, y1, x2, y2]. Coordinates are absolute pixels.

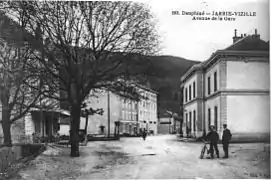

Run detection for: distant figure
[[186, 126, 189, 137], [206, 125, 220, 158], [142, 128, 147, 141], [222, 124, 232, 158]]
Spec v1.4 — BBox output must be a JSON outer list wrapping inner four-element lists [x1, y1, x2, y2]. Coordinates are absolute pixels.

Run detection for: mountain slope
[[144, 55, 200, 118]]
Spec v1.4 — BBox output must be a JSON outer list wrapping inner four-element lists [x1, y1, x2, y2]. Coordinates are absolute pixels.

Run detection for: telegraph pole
[[107, 90, 110, 137]]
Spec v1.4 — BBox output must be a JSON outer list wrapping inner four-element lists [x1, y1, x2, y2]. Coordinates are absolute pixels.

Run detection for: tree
[[1, 1, 159, 156], [0, 13, 45, 146]]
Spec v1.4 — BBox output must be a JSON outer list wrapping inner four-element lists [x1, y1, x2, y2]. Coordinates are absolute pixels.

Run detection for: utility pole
[[107, 90, 110, 137], [169, 117, 171, 134]]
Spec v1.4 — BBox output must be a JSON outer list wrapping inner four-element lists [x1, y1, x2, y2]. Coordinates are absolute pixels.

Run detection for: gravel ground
[[7, 135, 270, 179]]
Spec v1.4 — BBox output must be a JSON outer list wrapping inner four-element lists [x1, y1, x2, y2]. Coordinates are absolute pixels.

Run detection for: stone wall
[[0, 117, 27, 144], [0, 144, 45, 173]]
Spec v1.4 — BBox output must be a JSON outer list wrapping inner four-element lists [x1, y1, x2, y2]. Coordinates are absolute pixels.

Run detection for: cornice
[[183, 89, 269, 107]]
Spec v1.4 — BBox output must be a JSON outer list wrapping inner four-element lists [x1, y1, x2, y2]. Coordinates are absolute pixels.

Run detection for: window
[[193, 81, 196, 98], [185, 88, 188, 102], [189, 111, 192, 129], [189, 85, 191, 101], [207, 76, 211, 95], [185, 113, 188, 128], [193, 110, 196, 132], [122, 111, 125, 120], [133, 113, 136, 121], [125, 124, 129, 132], [121, 100, 124, 108], [214, 106, 218, 130], [120, 123, 123, 132], [214, 72, 217, 92], [208, 108, 211, 128]]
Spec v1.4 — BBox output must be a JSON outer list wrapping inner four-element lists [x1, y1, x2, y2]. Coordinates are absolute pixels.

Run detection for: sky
[[139, 0, 269, 61]]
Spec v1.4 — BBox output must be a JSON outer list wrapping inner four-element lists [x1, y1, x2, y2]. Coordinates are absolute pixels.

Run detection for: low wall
[[0, 144, 45, 173], [195, 132, 270, 143], [87, 136, 120, 141], [230, 132, 270, 143]]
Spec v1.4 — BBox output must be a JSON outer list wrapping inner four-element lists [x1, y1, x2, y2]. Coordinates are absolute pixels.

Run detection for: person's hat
[[210, 125, 215, 130]]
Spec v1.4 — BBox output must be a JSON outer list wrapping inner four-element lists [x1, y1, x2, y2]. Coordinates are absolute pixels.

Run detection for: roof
[[31, 108, 70, 116], [180, 62, 204, 82], [225, 35, 269, 51], [134, 83, 158, 94], [181, 33, 269, 83]]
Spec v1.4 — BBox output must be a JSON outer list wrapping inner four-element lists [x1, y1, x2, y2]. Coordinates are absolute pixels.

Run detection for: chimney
[[232, 29, 242, 43], [254, 28, 260, 39]]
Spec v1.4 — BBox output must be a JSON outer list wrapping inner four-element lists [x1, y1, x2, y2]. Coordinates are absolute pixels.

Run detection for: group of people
[[204, 124, 232, 159]]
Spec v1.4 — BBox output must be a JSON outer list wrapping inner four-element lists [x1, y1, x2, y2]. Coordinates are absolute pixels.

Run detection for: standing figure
[[222, 124, 232, 158], [186, 126, 189, 137], [142, 128, 147, 141], [202, 129, 207, 141], [206, 125, 220, 158]]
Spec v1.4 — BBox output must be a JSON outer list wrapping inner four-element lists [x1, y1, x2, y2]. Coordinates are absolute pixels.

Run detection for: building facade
[[137, 85, 158, 135], [79, 90, 121, 136], [119, 97, 138, 135], [180, 29, 270, 141], [79, 84, 158, 136]]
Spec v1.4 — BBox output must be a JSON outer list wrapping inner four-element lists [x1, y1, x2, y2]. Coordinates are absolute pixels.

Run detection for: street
[[10, 135, 270, 179]]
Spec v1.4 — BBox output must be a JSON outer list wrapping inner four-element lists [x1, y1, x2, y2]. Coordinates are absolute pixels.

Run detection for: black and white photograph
[[0, 0, 270, 179]]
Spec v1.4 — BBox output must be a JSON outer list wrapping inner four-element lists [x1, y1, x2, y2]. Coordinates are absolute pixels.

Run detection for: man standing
[[206, 125, 220, 158], [142, 128, 147, 141], [222, 124, 232, 158]]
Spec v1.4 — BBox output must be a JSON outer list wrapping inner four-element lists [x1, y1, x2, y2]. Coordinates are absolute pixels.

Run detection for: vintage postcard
[[0, 0, 269, 179]]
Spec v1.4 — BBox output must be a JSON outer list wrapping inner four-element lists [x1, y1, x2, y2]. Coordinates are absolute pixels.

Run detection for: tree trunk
[[1, 104, 12, 146], [84, 115, 88, 133], [70, 104, 81, 157]]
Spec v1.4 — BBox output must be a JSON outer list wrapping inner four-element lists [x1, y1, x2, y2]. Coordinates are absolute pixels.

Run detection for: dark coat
[[222, 129, 232, 144], [206, 131, 219, 143]]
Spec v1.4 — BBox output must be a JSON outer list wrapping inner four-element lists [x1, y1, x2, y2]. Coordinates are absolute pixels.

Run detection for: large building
[[79, 83, 158, 136], [180, 29, 270, 141]]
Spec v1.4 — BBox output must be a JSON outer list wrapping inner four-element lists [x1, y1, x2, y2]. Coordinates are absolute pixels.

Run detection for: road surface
[[8, 135, 270, 179]]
